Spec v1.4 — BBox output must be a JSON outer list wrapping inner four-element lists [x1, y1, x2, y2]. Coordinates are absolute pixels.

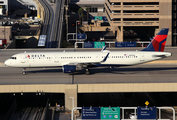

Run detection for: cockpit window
[[10, 57, 17, 60]]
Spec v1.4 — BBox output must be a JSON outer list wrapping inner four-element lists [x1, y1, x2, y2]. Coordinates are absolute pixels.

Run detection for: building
[[105, 0, 172, 46], [9, 0, 37, 11], [69, 0, 105, 22], [0, 26, 12, 44], [69, 0, 174, 46], [0, 0, 8, 15], [172, 0, 177, 46]]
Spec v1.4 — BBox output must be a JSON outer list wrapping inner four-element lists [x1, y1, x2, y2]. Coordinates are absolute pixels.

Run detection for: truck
[[0, 39, 7, 47]]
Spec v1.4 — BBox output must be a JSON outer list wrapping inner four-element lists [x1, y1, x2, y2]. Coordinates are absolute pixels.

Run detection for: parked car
[[129, 113, 137, 119]]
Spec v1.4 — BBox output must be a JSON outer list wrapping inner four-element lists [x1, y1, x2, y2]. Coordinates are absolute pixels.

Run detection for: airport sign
[[115, 42, 126, 47], [125, 42, 136, 47], [102, 17, 108, 21], [38, 35, 46, 46], [145, 101, 149, 106], [101, 107, 120, 119], [137, 107, 156, 119], [94, 42, 105, 48], [77, 33, 86, 40], [95, 16, 102, 20], [82, 107, 100, 119], [84, 42, 94, 48]]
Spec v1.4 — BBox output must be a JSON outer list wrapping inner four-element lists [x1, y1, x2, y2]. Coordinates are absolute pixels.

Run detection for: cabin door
[[21, 56, 26, 63], [140, 54, 145, 61], [95, 55, 100, 62], [54, 54, 59, 62]]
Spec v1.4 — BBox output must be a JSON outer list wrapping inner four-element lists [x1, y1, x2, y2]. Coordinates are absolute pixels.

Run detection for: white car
[[129, 113, 137, 119]]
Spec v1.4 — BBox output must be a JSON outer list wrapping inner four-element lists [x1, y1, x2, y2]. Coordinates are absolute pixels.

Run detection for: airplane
[[5, 28, 171, 75]]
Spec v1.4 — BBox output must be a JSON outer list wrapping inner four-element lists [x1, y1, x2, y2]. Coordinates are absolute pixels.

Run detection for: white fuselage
[[5, 51, 171, 68]]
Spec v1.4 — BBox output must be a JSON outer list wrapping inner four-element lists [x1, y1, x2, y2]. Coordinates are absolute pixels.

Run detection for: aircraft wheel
[[85, 69, 90, 75], [22, 71, 26, 75]]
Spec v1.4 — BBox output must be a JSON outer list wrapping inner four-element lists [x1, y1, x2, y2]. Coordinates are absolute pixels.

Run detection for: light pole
[[76, 20, 80, 47], [66, 0, 68, 40], [70, 97, 74, 110], [4, 20, 6, 40]]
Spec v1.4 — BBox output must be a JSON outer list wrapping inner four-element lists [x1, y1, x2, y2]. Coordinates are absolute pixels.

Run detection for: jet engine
[[62, 65, 76, 73]]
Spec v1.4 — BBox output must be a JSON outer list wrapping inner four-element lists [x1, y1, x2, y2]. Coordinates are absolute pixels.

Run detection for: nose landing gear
[[85, 68, 90, 75], [22, 68, 26, 75]]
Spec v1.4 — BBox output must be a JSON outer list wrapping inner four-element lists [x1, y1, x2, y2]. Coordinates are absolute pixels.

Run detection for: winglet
[[101, 45, 107, 51], [101, 53, 109, 62]]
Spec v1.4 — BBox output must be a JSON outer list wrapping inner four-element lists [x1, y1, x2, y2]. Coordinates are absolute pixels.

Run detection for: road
[[39, 0, 54, 47], [39, 0, 65, 48], [0, 64, 177, 85], [49, 0, 65, 48]]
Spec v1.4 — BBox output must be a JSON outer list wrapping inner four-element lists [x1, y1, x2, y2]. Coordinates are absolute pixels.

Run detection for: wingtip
[[101, 52, 110, 62], [101, 45, 107, 51]]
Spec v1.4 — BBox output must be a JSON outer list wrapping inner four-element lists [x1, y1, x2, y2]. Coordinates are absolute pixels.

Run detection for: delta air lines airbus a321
[[5, 28, 171, 75]]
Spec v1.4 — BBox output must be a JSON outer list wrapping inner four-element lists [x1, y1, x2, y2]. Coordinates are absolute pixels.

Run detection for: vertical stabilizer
[[142, 28, 169, 52]]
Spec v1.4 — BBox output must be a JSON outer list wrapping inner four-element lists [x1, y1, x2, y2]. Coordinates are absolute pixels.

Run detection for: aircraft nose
[[5, 59, 10, 66]]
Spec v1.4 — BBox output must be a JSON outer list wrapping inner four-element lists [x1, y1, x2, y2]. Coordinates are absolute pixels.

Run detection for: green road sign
[[94, 42, 105, 48], [101, 107, 120, 119], [95, 16, 103, 20]]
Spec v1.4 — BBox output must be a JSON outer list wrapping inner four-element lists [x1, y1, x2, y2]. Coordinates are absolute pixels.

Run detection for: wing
[[63, 52, 110, 69]]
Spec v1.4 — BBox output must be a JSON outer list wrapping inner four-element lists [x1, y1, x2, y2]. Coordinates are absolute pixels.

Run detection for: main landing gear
[[22, 68, 26, 75], [85, 68, 90, 75]]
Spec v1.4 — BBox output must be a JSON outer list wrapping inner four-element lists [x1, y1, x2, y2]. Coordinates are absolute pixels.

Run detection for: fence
[[74, 41, 150, 48], [71, 107, 175, 120]]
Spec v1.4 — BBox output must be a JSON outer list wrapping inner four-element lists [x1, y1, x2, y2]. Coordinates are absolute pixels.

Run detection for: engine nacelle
[[62, 65, 76, 73]]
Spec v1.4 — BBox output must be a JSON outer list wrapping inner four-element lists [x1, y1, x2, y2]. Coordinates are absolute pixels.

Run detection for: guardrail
[[71, 107, 175, 120], [74, 41, 150, 48], [137, 41, 150, 47], [40, 98, 49, 120]]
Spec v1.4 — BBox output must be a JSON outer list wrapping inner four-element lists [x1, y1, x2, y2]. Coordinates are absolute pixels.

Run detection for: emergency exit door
[[54, 54, 59, 62], [140, 54, 145, 61]]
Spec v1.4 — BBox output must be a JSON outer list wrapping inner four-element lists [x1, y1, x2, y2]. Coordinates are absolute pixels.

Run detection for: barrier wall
[[84, 42, 137, 48]]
